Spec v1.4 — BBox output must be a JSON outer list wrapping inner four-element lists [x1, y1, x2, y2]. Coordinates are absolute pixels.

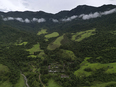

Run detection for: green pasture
[[60, 49, 76, 60], [74, 57, 116, 77], [45, 32, 59, 39], [72, 29, 96, 42], [14, 74, 26, 87], [15, 42, 28, 46], [37, 29, 47, 35], [47, 79, 62, 87], [47, 35, 64, 50], [26, 43, 42, 54], [90, 81, 116, 87], [0, 81, 12, 87], [0, 64, 9, 72]]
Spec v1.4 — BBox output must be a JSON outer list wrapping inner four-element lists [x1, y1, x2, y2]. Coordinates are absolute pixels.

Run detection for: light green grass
[[15, 42, 28, 46], [47, 35, 64, 50], [45, 32, 59, 39], [74, 57, 116, 77], [37, 29, 48, 35], [111, 30, 116, 35], [47, 79, 62, 87], [90, 81, 116, 87], [0, 64, 9, 72], [14, 74, 26, 87], [72, 29, 96, 42], [28, 51, 46, 59], [60, 49, 76, 60], [26, 43, 42, 54], [0, 81, 12, 87], [28, 55, 37, 58]]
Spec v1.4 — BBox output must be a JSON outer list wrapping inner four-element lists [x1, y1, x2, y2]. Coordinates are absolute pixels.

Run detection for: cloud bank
[[61, 15, 78, 22], [2, 16, 46, 23], [79, 8, 116, 20]]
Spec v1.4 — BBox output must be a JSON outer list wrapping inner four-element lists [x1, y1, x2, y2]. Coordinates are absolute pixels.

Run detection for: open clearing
[[45, 32, 59, 39], [37, 29, 48, 35], [72, 29, 96, 42], [28, 51, 46, 59], [0, 81, 12, 87], [0, 64, 9, 72], [15, 42, 28, 46], [14, 74, 26, 87], [47, 35, 64, 50], [59, 49, 76, 60], [74, 57, 116, 77], [47, 79, 62, 87], [27, 43, 42, 54]]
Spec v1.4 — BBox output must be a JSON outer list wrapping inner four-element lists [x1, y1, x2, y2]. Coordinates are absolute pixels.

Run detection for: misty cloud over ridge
[[79, 8, 116, 20], [61, 15, 78, 22], [1, 16, 46, 23]]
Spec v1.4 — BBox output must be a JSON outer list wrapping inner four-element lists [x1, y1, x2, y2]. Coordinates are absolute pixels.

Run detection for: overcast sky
[[0, 0, 116, 13]]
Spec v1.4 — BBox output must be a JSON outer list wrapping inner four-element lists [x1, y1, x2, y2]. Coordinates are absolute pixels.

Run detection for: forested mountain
[[0, 4, 116, 87]]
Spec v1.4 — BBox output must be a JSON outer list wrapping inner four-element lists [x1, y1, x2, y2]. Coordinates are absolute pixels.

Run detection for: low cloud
[[61, 15, 78, 22], [24, 18, 30, 23], [1, 16, 46, 23], [15, 17, 24, 22], [80, 8, 116, 20], [52, 19, 59, 22], [32, 18, 46, 23]]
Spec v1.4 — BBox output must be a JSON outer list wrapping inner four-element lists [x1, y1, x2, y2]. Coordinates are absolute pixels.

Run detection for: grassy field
[[47, 35, 64, 50], [28, 51, 46, 59], [74, 57, 116, 77], [27, 43, 42, 54], [15, 42, 28, 46], [37, 29, 48, 35], [60, 49, 76, 60], [47, 79, 62, 87], [14, 74, 26, 87], [0, 64, 9, 72], [0, 81, 12, 87], [45, 32, 59, 39], [72, 29, 96, 42]]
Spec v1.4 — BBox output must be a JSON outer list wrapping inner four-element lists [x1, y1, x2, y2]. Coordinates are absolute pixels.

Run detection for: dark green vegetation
[[0, 4, 116, 87]]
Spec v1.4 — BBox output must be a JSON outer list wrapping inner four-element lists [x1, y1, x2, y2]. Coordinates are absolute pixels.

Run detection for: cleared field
[[74, 57, 116, 77], [90, 82, 116, 87], [47, 79, 62, 87], [37, 29, 47, 35], [45, 32, 59, 39], [0, 81, 12, 87], [28, 51, 46, 59], [27, 43, 42, 54], [14, 74, 26, 87], [0, 64, 9, 72], [60, 49, 76, 60], [72, 29, 96, 42], [15, 42, 28, 46], [47, 35, 64, 50]]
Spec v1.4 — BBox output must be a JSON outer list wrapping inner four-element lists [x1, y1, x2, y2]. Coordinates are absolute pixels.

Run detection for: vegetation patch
[[15, 42, 28, 46], [72, 28, 96, 42], [0, 81, 12, 87], [47, 35, 64, 50], [90, 81, 116, 87], [59, 49, 76, 60], [37, 29, 48, 35], [14, 74, 26, 87], [26, 43, 43, 54], [74, 57, 116, 77], [0, 64, 9, 72], [45, 32, 59, 39], [47, 79, 62, 87]]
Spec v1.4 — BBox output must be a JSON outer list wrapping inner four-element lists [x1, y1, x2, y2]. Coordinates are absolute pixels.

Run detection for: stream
[[21, 74, 30, 87]]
